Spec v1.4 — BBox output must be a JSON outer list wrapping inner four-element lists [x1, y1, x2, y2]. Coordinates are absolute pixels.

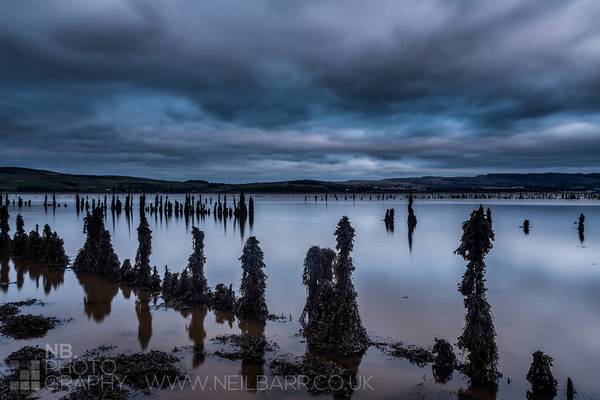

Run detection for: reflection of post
[[0, 257, 9, 293], [238, 215, 246, 239], [14, 260, 65, 294], [458, 384, 498, 400], [239, 319, 265, 391], [136, 290, 153, 351], [304, 347, 364, 396], [214, 310, 235, 328], [185, 306, 207, 368], [76, 272, 118, 322], [16, 264, 24, 289]]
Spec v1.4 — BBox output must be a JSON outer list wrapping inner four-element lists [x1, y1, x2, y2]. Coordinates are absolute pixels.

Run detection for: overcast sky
[[1, 0, 600, 182]]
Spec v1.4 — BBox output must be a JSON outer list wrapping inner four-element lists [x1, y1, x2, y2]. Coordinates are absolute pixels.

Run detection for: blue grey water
[[1, 195, 599, 399]]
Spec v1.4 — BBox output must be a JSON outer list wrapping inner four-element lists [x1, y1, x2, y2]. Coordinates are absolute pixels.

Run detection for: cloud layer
[[1, 0, 600, 181]]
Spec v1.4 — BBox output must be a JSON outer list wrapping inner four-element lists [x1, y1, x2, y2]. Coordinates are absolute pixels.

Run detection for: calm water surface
[[1, 195, 600, 399]]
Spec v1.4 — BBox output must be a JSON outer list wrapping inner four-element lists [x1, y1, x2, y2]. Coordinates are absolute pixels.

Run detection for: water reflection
[[0, 257, 9, 293], [215, 309, 235, 328], [76, 272, 119, 322], [2, 197, 600, 398], [458, 383, 498, 400], [135, 290, 153, 350], [181, 306, 207, 368], [12, 260, 65, 294], [238, 319, 266, 391]]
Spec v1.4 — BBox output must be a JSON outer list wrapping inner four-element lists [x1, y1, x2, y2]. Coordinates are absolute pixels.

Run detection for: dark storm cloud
[[1, 0, 600, 181]]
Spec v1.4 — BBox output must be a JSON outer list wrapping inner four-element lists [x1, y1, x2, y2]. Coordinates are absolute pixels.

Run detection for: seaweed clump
[[62, 385, 129, 400], [210, 283, 236, 312], [386, 342, 433, 367], [61, 350, 184, 395], [0, 299, 59, 339], [38, 224, 69, 268], [73, 208, 120, 278], [0, 303, 19, 321], [1, 346, 55, 398], [526, 351, 557, 400], [432, 338, 457, 382], [0, 210, 67, 267], [212, 334, 278, 362], [161, 228, 211, 308], [0, 314, 60, 339], [270, 355, 357, 395]]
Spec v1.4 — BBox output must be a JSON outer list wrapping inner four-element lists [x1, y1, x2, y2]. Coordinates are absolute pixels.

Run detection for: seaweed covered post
[[149, 266, 161, 291], [12, 214, 28, 258], [407, 193, 417, 251], [331, 216, 370, 354], [302, 217, 369, 355], [211, 283, 236, 312], [26, 225, 43, 260], [187, 227, 209, 304], [384, 209, 394, 232], [455, 205, 498, 386], [238, 191, 248, 218], [73, 207, 120, 278], [236, 236, 268, 322], [161, 229, 209, 306], [248, 196, 255, 227], [578, 213, 585, 243], [407, 192, 417, 228], [0, 205, 10, 256], [567, 377, 575, 400], [526, 351, 557, 399], [432, 338, 457, 383], [121, 259, 134, 283], [300, 246, 335, 326], [523, 219, 530, 235], [40, 224, 69, 268], [133, 211, 152, 287]]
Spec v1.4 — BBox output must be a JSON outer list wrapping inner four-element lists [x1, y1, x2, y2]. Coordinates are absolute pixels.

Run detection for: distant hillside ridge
[[2, 167, 600, 193]]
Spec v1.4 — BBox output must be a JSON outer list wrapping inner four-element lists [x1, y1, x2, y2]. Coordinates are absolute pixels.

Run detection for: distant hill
[[1, 167, 600, 193], [0, 167, 340, 193], [376, 173, 600, 190]]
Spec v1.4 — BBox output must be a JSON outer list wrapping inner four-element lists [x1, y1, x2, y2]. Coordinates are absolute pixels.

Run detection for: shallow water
[[1, 194, 600, 399]]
